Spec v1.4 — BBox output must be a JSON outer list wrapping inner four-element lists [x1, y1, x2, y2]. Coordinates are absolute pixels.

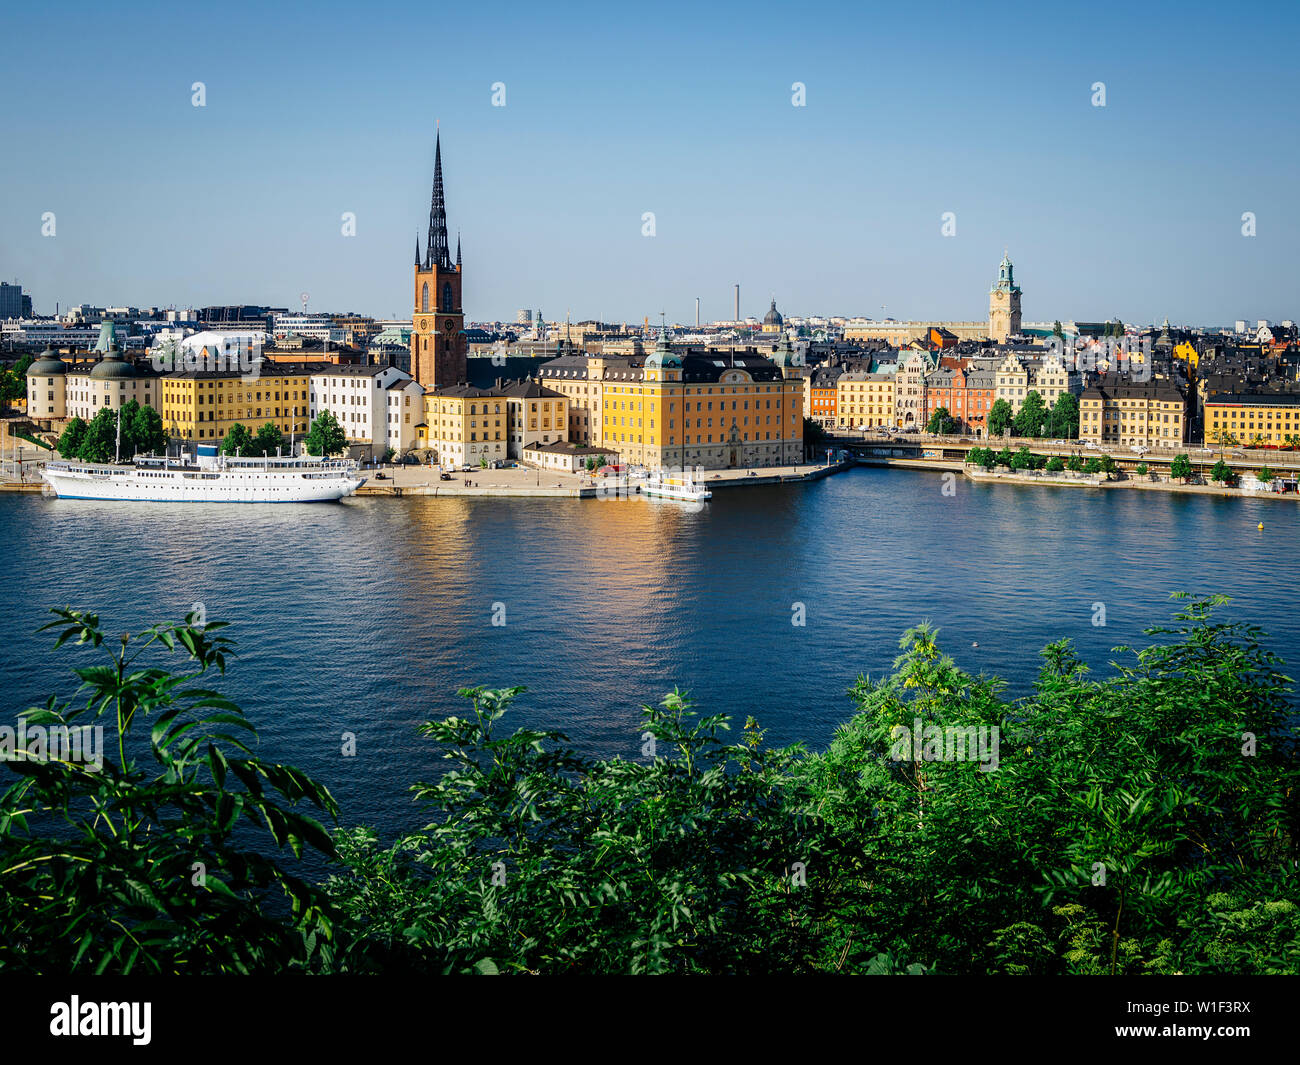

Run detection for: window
[[421, 284, 429, 313]]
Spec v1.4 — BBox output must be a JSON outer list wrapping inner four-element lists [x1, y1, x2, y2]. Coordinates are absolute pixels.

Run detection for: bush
[[4, 598, 1297, 975]]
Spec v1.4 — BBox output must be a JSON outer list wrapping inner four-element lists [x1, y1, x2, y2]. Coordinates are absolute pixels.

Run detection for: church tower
[[989, 252, 1022, 343], [411, 131, 466, 389]]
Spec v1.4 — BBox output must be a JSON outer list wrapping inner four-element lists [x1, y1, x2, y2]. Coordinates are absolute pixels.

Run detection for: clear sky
[[2, 0, 1297, 327]]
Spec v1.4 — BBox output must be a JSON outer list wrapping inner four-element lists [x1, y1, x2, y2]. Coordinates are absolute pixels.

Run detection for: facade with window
[[1204, 393, 1300, 447]]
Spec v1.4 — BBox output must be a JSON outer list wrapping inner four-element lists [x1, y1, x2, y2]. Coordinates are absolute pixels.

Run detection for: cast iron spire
[[456, 231, 461, 269], [415, 233, 421, 266], [425, 131, 452, 270]]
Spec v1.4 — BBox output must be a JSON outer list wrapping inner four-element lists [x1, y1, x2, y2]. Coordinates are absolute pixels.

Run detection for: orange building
[[807, 366, 841, 426], [923, 366, 997, 436]]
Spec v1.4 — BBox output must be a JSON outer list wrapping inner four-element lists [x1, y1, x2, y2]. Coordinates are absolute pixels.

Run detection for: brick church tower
[[411, 131, 466, 389]]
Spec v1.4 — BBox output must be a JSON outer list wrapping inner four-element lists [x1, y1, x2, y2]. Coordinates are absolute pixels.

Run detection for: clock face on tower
[[442, 319, 455, 336], [419, 319, 428, 331]]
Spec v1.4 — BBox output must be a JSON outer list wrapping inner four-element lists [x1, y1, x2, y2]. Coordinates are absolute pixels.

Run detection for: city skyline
[[2, 0, 1298, 325]]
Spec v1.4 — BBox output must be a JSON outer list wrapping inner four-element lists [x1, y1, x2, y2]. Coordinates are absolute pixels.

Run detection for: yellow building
[[1078, 379, 1187, 448], [1173, 340, 1199, 371], [415, 381, 567, 466], [836, 370, 896, 429], [539, 333, 804, 470], [417, 385, 507, 467], [161, 365, 313, 444], [1204, 393, 1300, 447]]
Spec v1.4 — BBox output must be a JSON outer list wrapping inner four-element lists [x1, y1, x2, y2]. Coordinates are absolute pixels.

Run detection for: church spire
[[415, 233, 421, 267], [425, 130, 452, 270], [456, 231, 462, 269]]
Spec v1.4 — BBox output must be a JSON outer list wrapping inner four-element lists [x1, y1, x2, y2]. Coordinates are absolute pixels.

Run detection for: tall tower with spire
[[411, 131, 466, 389], [988, 251, 1022, 343]]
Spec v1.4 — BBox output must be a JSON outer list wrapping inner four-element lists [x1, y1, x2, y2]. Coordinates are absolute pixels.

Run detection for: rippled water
[[2, 467, 1296, 835]]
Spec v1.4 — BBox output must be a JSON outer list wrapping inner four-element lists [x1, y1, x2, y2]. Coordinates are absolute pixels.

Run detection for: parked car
[[439, 472, 452, 481], [1083, 441, 1098, 449], [1049, 439, 1066, 446]]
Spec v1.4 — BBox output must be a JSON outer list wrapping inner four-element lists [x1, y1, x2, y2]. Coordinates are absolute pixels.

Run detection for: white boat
[[41, 445, 366, 503], [643, 471, 711, 502]]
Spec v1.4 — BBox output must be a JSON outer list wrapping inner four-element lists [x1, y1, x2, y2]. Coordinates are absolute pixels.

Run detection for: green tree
[[1211, 459, 1232, 484], [3, 597, 1298, 975], [1084, 457, 1102, 475], [221, 422, 254, 457], [304, 411, 348, 457], [1048, 393, 1080, 439], [1098, 455, 1117, 480], [994, 447, 1013, 468], [1170, 453, 1193, 482], [252, 422, 286, 457], [0, 369, 25, 405], [987, 399, 1014, 437], [1066, 455, 1085, 472], [0, 608, 339, 974], [803, 417, 827, 446], [1052, 320, 1064, 340], [56, 417, 88, 459], [126, 402, 168, 456], [1010, 445, 1035, 471], [13, 354, 34, 377], [1135, 462, 1148, 477], [1046, 456, 1065, 472], [1257, 465, 1274, 483], [79, 407, 119, 463], [1014, 391, 1048, 438], [926, 407, 955, 435]]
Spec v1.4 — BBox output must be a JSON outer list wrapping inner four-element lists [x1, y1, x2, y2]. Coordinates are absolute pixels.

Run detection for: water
[[1, 466, 1296, 837]]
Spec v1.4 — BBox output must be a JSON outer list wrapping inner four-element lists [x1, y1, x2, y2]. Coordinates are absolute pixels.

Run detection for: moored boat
[[41, 445, 365, 503], [643, 471, 711, 502]]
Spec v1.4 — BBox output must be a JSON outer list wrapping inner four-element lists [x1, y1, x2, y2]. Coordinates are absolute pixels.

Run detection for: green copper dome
[[772, 333, 797, 367], [645, 327, 681, 369], [90, 345, 138, 380], [28, 347, 67, 376]]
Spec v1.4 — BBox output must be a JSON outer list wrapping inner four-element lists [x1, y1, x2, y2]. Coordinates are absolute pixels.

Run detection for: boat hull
[[41, 468, 364, 503]]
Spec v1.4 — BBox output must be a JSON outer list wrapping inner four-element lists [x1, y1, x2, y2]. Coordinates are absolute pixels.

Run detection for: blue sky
[[2, 0, 1297, 327]]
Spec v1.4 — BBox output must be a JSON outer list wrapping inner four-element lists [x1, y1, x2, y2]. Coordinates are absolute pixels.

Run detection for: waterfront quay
[[836, 431, 1300, 474], [834, 431, 1300, 499], [355, 459, 849, 497]]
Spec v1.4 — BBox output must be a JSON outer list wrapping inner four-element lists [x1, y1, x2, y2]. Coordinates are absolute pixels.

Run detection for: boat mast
[[114, 407, 121, 464]]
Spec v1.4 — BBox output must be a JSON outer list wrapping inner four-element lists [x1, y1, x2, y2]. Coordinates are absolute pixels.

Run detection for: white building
[[384, 378, 424, 456], [273, 314, 344, 343], [1, 320, 100, 348], [179, 330, 265, 368], [309, 364, 414, 459]]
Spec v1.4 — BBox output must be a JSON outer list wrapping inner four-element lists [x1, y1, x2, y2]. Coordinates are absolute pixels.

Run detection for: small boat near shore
[[41, 445, 366, 503], [643, 471, 711, 503]]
